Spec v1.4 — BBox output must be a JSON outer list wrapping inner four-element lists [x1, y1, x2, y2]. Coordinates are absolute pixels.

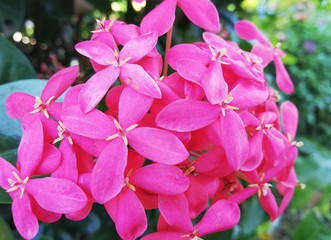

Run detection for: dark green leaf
[[43, 0, 74, 20], [238, 197, 267, 235], [0, 216, 15, 240], [0, 37, 36, 83], [0, 0, 25, 36], [0, 188, 11, 204]]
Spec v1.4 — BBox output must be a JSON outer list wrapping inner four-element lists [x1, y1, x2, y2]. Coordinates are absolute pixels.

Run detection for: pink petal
[[241, 131, 263, 171], [278, 188, 294, 216], [62, 84, 83, 109], [202, 62, 228, 104], [196, 200, 240, 236], [230, 81, 269, 109], [0, 157, 18, 189], [120, 63, 161, 98], [79, 66, 120, 113], [229, 187, 258, 205], [259, 188, 278, 221], [274, 56, 294, 94], [120, 32, 158, 63], [111, 23, 140, 45], [184, 81, 204, 100], [52, 140, 78, 183], [178, 0, 220, 32], [66, 201, 93, 221], [17, 118, 44, 177], [26, 177, 87, 214], [235, 20, 272, 47], [91, 138, 127, 203], [251, 44, 274, 67], [185, 175, 209, 218], [41, 65, 79, 101], [12, 194, 39, 240], [130, 163, 190, 195], [105, 188, 147, 240], [62, 106, 117, 139], [176, 59, 207, 86], [166, 44, 211, 69], [263, 128, 286, 166], [140, 0, 177, 36], [280, 101, 298, 140], [156, 99, 220, 132], [128, 127, 189, 165], [105, 84, 124, 116], [158, 193, 193, 233], [118, 86, 153, 129], [194, 147, 233, 177], [75, 40, 116, 65], [137, 53, 163, 77], [5, 92, 35, 119], [30, 196, 62, 223], [220, 110, 249, 170], [35, 143, 61, 175]]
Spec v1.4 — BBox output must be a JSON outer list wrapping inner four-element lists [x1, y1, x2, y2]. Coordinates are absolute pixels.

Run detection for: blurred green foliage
[[0, 0, 330, 240]]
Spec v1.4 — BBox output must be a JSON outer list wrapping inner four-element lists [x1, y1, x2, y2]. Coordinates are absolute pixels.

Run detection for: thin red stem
[[162, 26, 173, 77]]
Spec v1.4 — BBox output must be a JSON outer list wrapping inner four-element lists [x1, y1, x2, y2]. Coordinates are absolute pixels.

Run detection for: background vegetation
[[0, 0, 330, 239]]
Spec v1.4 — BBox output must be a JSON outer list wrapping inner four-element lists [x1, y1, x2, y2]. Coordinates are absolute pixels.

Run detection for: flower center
[[181, 230, 203, 240], [123, 169, 136, 191], [6, 171, 29, 199], [53, 121, 73, 145], [106, 118, 138, 145], [219, 95, 239, 116], [256, 115, 273, 134], [30, 95, 55, 119], [209, 45, 229, 65]]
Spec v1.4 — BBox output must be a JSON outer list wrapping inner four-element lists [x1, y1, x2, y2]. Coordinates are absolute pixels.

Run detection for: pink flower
[[0, 118, 87, 239], [75, 31, 161, 113], [235, 20, 294, 94], [62, 86, 189, 203]]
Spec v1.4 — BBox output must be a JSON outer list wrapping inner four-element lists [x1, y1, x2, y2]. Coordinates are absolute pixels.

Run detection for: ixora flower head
[[2, 1, 304, 239]]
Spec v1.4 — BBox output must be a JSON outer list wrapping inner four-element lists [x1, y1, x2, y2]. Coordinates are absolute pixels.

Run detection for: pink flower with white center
[[0, 118, 87, 240], [62, 86, 189, 203], [91, 18, 140, 46], [75, 31, 161, 113], [235, 20, 294, 94], [156, 79, 269, 170], [6, 65, 79, 120]]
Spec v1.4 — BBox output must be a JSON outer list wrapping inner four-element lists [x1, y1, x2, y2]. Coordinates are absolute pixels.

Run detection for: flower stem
[[162, 26, 173, 77]]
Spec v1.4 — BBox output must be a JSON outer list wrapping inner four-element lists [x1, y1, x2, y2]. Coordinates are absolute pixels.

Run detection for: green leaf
[[0, 37, 36, 84], [292, 212, 331, 240], [0, 216, 15, 240], [295, 137, 331, 190], [238, 197, 267, 236], [0, 0, 25, 36], [0, 79, 47, 159], [0, 188, 11, 204]]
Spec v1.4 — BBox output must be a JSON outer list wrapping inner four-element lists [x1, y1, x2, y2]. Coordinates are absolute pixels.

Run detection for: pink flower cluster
[[1, 1, 303, 239]]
